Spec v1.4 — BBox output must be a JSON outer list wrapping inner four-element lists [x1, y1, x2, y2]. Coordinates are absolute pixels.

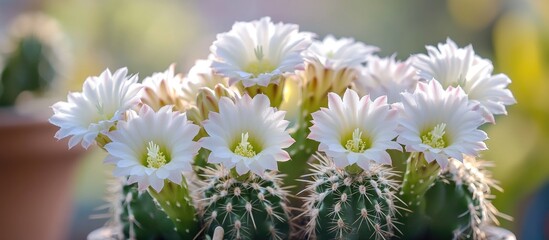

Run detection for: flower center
[[345, 128, 369, 153], [422, 123, 447, 149], [94, 102, 114, 122], [234, 132, 256, 158], [326, 50, 335, 59], [146, 141, 168, 168], [448, 74, 467, 88], [244, 45, 276, 77]]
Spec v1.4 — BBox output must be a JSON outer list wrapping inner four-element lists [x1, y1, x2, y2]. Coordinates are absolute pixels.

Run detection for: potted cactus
[[0, 13, 81, 240], [50, 17, 517, 240]]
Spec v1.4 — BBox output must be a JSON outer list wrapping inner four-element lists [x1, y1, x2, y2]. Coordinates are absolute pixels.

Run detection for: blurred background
[[0, 0, 548, 239]]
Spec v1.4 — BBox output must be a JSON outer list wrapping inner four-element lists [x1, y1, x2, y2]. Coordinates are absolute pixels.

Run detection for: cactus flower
[[50, 68, 142, 149], [141, 64, 186, 111], [413, 38, 516, 123], [308, 89, 401, 170], [181, 59, 231, 106], [396, 80, 488, 167], [104, 105, 200, 192], [354, 55, 418, 104], [200, 94, 294, 175], [302, 35, 377, 70], [210, 17, 312, 87]]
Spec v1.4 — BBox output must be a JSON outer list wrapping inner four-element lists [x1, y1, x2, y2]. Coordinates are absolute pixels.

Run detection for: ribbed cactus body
[[120, 183, 179, 240], [198, 168, 292, 240], [422, 156, 508, 240], [302, 156, 400, 240]]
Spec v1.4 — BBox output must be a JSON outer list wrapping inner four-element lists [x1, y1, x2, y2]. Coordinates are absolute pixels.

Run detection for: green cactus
[[0, 13, 67, 106], [147, 179, 201, 239], [119, 182, 180, 240], [301, 154, 401, 240], [198, 167, 293, 240], [421, 156, 510, 240]]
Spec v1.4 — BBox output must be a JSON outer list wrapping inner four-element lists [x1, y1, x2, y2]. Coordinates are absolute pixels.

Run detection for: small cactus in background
[[301, 154, 401, 240], [0, 12, 68, 106], [422, 156, 510, 240], [198, 167, 293, 240]]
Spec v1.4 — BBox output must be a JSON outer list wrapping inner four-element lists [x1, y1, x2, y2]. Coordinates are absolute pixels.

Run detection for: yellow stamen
[[146, 141, 167, 168], [244, 45, 275, 77], [234, 132, 256, 157], [345, 128, 368, 153], [422, 123, 447, 148]]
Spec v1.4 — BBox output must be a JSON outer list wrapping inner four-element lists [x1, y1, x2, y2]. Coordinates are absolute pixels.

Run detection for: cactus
[[198, 167, 293, 240], [421, 156, 510, 240], [99, 179, 179, 240], [0, 13, 68, 106], [100, 178, 206, 240], [120, 183, 180, 240], [147, 179, 201, 239], [301, 154, 401, 240]]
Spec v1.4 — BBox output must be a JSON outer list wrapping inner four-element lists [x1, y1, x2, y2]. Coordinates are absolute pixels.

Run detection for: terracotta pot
[[0, 107, 84, 240]]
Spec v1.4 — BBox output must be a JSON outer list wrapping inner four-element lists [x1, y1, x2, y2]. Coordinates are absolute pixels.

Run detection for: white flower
[[298, 36, 377, 113], [181, 59, 230, 105], [141, 64, 186, 111], [210, 17, 312, 87], [308, 89, 401, 170], [413, 38, 516, 123], [200, 94, 295, 175], [354, 55, 418, 104], [303, 35, 378, 70], [50, 68, 142, 149], [104, 105, 200, 192], [396, 80, 488, 168]]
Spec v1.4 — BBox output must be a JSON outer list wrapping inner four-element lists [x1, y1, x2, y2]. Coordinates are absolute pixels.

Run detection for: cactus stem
[[400, 153, 440, 211], [147, 179, 200, 239]]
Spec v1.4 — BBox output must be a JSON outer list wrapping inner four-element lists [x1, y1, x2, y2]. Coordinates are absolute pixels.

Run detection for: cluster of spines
[[197, 167, 293, 240], [301, 154, 401, 240], [438, 156, 510, 240], [91, 178, 125, 239]]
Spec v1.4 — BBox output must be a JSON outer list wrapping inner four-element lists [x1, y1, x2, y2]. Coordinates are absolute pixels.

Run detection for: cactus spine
[[302, 154, 401, 240], [198, 167, 293, 240]]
